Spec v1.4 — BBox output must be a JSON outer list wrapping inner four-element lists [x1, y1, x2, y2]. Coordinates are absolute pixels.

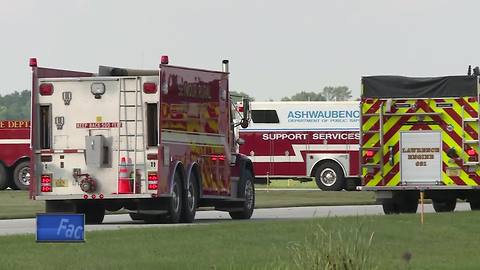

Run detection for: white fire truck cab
[[238, 101, 360, 190], [29, 57, 255, 224]]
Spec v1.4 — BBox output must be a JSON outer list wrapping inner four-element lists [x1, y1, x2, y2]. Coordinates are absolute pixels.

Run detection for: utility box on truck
[[238, 101, 360, 191], [360, 74, 480, 214], [30, 57, 254, 224]]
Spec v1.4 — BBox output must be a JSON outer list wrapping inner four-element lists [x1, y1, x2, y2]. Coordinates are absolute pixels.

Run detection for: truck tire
[[229, 170, 255, 220], [382, 200, 399, 215], [314, 161, 345, 191], [164, 172, 183, 223], [397, 192, 419, 214], [180, 173, 198, 223], [345, 178, 358, 191], [470, 200, 480, 210], [129, 212, 144, 221], [0, 163, 7, 190], [432, 199, 456, 212], [77, 202, 105, 224], [12, 161, 30, 190]]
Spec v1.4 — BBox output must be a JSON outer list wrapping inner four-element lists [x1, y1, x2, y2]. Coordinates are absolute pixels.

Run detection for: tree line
[[232, 86, 352, 102], [1, 86, 352, 120], [0, 90, 30, 120]]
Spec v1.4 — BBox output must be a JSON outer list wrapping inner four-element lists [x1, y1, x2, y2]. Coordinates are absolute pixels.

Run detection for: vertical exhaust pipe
[[222, 60, 229, 73]]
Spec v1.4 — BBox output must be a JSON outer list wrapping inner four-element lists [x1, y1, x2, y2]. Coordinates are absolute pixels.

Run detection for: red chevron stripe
[[456, 98, 478, 118], [436, 98, 478, 139], [416, 100, 463, 146]]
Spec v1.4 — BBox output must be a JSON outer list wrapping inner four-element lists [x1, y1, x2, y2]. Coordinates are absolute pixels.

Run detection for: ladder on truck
[[359, 101, 385, 185], [461, 94, 480, 167], [117, 77, 147, 194]]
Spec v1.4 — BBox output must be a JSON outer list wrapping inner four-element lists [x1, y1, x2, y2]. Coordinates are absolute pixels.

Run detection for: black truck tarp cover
[[362, 75, 478, 98]]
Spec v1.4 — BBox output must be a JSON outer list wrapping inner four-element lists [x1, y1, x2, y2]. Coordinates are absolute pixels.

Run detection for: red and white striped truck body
[[0, 120, 30, 190], [30, 57, 255, 224], [238, 101, 360, 190]]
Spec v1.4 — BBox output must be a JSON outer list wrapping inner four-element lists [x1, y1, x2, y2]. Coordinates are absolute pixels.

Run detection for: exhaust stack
[[222, 60, 229, 73]]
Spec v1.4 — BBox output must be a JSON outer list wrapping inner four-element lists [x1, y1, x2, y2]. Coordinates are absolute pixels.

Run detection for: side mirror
[[241, 97, 250, 128]]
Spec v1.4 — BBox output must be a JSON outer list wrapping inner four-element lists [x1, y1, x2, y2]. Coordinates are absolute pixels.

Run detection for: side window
[[39, 105, 51, 149], [146, 103, 158, 146], [251, 110, 279, 124]]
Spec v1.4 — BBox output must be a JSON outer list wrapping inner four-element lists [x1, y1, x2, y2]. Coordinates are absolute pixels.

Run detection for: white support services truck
[[238, 101, 360, 190], [29, 57, 255, 224]]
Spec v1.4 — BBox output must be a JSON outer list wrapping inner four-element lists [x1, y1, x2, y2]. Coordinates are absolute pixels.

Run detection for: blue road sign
[[36, 213, 85, 242]]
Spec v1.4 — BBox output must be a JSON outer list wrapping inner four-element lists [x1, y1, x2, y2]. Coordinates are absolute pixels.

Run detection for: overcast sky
[[2, 0, 480, 101]]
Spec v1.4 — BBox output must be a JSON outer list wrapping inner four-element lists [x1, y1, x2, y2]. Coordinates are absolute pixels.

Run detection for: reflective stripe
[[0, 139, 29, 144], [249, 144, 358, 163]]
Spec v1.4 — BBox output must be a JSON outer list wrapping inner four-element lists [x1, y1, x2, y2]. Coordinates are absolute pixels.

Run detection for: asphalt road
[[0, 203, 471, 236]]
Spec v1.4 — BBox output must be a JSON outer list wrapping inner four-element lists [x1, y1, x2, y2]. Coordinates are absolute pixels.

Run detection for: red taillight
[[238, 106, 244, 113], [29, 57, 37, 67], [148, 184, 158, 190], [148, 174, 159, 181], [161, 55, 169, 64], [143, 82, 157, 94], [41, 174, 52, 192], [468, 97, 477, 103], [468, 149, 477, 156], [41, 175, 52, 184], [41, 186, 52, 192], [365, 150, 375, 158], [211, 155, 225, 161], [39, 83, 54, 96], [148, 172, 159, 190]]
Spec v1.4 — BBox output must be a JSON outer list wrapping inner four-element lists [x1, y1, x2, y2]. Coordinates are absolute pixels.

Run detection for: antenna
[[468, 65, 472, 76]]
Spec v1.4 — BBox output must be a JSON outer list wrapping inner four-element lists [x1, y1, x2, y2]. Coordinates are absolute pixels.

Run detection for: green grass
[[0, 189, 376, 219], [1, 212, 479, 269], [0, 190, 44, 219]]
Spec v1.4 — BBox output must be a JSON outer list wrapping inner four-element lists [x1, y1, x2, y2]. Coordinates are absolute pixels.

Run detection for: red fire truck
[[30, 57, 255, 224], [0, 120, 30, 190], [238, 101, 360, 191]]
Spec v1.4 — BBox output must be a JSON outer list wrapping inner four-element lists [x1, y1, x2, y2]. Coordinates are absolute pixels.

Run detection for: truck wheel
[[180, 173, 198, 223], [470, 200, 480, 210], [314, 162, 345, 191], [77, 202, 105, 224], [0, 163, 7, 190], [164, 172, 183, 223], [129, 212, 145, 221], [12, 161, 30, 190], [397, 192, 419, 214], [432, 199, 456, 212], [345, 178, 358, 191], [382, 200, 399, 215], [229, 170, 255, 220]]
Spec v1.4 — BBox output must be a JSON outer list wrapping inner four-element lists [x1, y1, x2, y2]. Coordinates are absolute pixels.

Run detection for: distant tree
[[0, 90, 31, 120], [230, 90, 254, 103], [281, 91, 326, 101], [322, 86, 352, 101]]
